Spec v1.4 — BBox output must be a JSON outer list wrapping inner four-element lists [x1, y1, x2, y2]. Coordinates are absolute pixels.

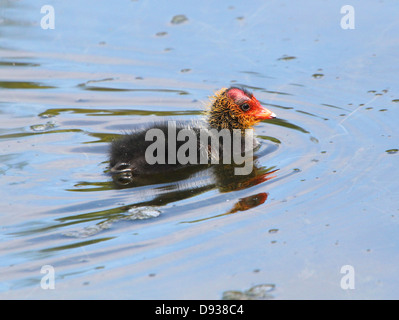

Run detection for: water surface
[[0, 0, 399, 299]]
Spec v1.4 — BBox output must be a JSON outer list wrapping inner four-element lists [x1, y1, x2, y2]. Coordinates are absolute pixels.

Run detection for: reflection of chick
[[213, 158, 278, 193], [181, 190, 272, 224], [111, 158, 278, 223], [227, 193, 268, 214], [109, 87, 276, 176]]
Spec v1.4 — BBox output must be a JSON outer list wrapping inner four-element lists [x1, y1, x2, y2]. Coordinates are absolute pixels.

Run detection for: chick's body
[[109, 87, 276, 176]]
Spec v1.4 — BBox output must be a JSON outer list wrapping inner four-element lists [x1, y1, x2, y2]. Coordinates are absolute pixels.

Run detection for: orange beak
[[255, 105, 276, 120]]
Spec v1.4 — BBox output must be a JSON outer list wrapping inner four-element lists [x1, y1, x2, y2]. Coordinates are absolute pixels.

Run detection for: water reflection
[[1, 0, 397, 300], [181, 193, 270, 224], [222, 283, 275, 300], [106, 154, 279, 225], [0, 81, 55, 89], [38, 107, 202, 117], [13, 146, 281, 239], [0, 61, 40, 67]]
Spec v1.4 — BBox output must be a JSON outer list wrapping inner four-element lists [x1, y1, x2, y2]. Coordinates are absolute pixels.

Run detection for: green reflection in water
[[38, 108, 202, 117], [233, 83, 293, 96], [85, 132, 117, 144], [266, 118, 309, 134], [0, 127, 119, 145], [258, 135, 281, 144], [68, 181, 115, 192], [278, 55, 297, 61], [11, 206, 128, 237], [265, 103, 294, 110], [296, 110, 329, 121], [77, 82, 189, 95], [238, 71, 275, 79], [0, 129, 83, 140], [321, 103, 349, 111], [40, 237, 114, 253], [0, 61, 40, 67], [0, 81, 55, 89]]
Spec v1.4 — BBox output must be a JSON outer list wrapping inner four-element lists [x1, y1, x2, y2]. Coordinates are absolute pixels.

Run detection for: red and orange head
[[207, 87, 276, 130]]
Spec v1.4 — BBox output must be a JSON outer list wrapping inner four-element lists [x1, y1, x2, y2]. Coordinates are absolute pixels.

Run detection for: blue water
[[0, 0, 398, 299]]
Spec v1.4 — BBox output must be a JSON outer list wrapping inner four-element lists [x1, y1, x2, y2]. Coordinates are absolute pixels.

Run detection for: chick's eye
[[241, 103, 250, 111]]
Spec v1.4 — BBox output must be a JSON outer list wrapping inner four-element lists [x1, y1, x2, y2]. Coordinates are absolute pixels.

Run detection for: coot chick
[[109, 86, 276, 175]]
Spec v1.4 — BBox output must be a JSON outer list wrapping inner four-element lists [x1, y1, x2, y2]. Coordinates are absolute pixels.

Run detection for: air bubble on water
[[312, 73, 324, 79], [127, 207, 161, 220], [63, 207, 161, 238], [171, 14, 188, 25], [30, 121, 56, 131], [222, 283, 275, 300]]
